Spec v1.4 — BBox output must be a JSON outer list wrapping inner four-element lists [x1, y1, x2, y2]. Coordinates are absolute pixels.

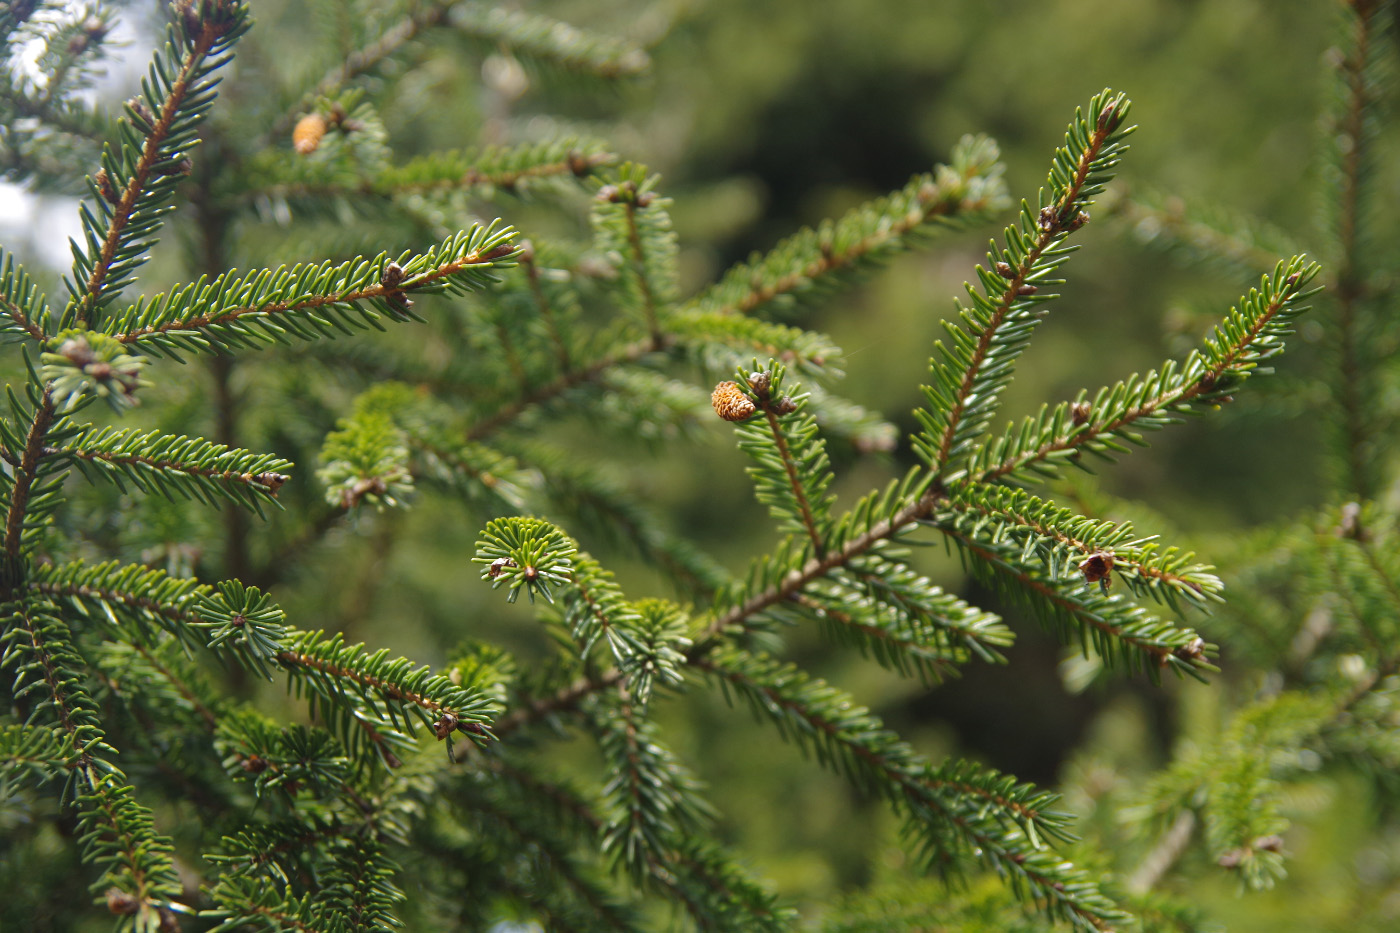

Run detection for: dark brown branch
[[1333, 3, 1378, 499], [4, 392, 55, 562]]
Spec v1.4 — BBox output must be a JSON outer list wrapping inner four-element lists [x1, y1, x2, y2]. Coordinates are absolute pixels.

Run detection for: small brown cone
[[711, 381, 756, 422]]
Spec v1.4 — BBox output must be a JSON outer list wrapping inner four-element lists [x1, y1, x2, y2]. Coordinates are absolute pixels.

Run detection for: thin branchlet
[[932, 104, 1119, 475], [75, 17, 230, 327]]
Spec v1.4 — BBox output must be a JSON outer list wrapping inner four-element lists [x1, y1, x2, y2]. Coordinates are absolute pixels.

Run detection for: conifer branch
[[274, 629, 498, 741], [54, 425, 292, 514], [971, 257, 1321, 484], [942, 483, 1222, 612], [449, 2, 650, 80], [3, 389, 57, 563], [689, 135, 1008, 320], [0, 250, 52, 342], [937, 522, 1211, 678], [465, 335, 663, 441], [918, 91, 1132, 482], [698, 647, 1126, 930], [1328, 0, 1391, 498], [727, 370, 834, 556], [1106, 188, 1299, 276], [26, 559, 210, 648], [262, 0, 453, 146], [66, 3, 249, 328], [2, 600, 183, 920], [105, 224, 517, 353], [246, 139, 617, 203]]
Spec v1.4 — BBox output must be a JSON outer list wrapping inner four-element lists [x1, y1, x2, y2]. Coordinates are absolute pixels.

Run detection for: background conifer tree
[[0, 1, 1390, 932]]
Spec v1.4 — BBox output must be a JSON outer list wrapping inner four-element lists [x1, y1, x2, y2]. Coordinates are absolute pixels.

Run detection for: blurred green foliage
[[4, 0, 1398, 929]]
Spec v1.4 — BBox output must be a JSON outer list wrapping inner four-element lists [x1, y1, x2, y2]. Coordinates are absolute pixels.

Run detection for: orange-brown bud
[[293, 113, 327, 155]]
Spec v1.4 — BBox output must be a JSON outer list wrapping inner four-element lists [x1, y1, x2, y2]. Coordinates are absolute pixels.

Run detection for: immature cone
[[293, 113, 327, 155], [711, 381, 756, 422]]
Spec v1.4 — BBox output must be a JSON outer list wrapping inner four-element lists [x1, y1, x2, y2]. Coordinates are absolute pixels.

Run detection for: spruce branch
[[0, 249, 53, 343], [54, 425, 292, 515], [65, 1, 250, 328], [594, 166, 677, 345], [935, 520, 1213, 680], [26, 559, 212, 650], [103, 222, 519, 355], [698, 647, 1127, 930], [969, 257, 1321, 485], [449, 2, 650, 81], [0, 386, 67, 564], [247, 137, 618, 204], [689, 134, 1009, 320], [1105, 187, 1302, 278], [462, 337, 658, 439], [594, 699, 715, 880], [917, 90, 1132, 482], [941, 483, 1223, 614], [1, 599, 184, 922], [722, 366, 834, 555], [274, 629, 500, 759], [804, 554, 1014, 681], [1326, 0, 1393, 498]]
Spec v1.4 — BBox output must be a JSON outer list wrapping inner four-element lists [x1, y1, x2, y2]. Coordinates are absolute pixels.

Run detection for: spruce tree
[[0, 1, 1382, 931]]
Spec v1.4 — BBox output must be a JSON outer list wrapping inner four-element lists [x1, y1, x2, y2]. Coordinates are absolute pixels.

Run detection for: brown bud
[[487, 557, 517, 578], [567, 149, 591, 176], [254, 472, 289, 493], [711, 381, 757, 422], [1038, 205, 1057, 232], [1097, 98, 1120, 132], [1173, 637, 1207, 662], [94, 168, 119, 205], [595, 184, 619, 202], [772, 396, 798, 415], [432, 712, 459, 740], [747, 371, 771, 395], [1077, 551, 1115, 588], [1217, 849, 1243, 869], [636, 190, 655, 208], [1285, 272, 1301, 288], [1066, 210, 1090, 231], [1070, 401, 1092, 426], [481, 242, 517, 262], [1255, 834, 1284, 853], [58, 337, 94, 365], [240, 753, 267, 774], [380, 261, 405, 290], [106, 888, 139, 915], [1016, 283, 1039, 296], [126, 98, 154, 133], [293, 113, 328, 155], [994, 261, 1014, 278]]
